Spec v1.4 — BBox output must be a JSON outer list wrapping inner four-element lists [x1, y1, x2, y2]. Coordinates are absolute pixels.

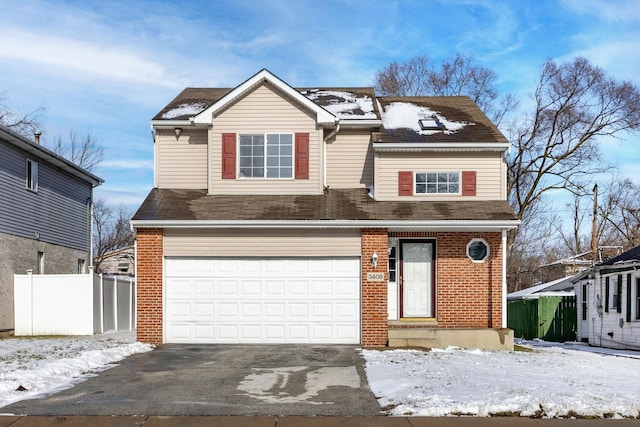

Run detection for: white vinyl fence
[[14, 271, 135, 336]]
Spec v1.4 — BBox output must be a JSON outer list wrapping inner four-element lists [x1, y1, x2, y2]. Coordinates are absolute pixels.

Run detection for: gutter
[[373, 142, 510, 152], [131, 218, 520, 231]]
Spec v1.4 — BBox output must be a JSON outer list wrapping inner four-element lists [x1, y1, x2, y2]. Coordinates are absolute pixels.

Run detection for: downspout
[[502, 229, 508, 328], [322, 120, 340, 189], [89, 195, 94, 270]]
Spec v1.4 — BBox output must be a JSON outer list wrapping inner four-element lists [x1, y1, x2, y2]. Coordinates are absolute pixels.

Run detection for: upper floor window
[[26, 159, 38, 192], [239, 133, 293, 179], [415, 172, 459, 194]]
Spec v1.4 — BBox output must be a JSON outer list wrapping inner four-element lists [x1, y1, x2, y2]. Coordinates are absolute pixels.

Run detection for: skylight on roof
[[381, 102, 469, 135], [418, 115, 444, 131]]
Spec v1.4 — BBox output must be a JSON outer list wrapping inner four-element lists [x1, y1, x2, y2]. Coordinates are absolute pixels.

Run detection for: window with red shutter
[[222, 133, 236, 179], [295, 133, 309, 180], [398, 171, 413, 196], [461, 171, 477, 196]]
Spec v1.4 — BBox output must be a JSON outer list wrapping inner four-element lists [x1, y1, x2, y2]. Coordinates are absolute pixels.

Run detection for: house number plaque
[[366, 272, 385, 282]]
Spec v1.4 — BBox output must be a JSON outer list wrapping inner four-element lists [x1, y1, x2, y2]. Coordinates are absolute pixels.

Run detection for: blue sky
[[0, 0, 639, 215]]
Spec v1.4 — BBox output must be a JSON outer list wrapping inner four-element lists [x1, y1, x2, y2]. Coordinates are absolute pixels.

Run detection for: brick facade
[[134, 227, 504, 346], [361, 228, 389, 347], [136, 228, 163, 344], [390, 231, 504, 329]]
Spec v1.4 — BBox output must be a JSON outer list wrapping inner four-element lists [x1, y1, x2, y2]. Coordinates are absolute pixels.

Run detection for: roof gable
[[193, 69, 336, 127]]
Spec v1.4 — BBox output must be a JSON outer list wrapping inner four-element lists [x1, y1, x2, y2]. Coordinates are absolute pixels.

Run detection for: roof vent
[[34, 131, 41, 144], [418, 115, 444, 131]]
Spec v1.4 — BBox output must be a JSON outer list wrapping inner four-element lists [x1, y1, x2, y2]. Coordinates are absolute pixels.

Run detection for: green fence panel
[[507, 299, 538, 340], [508, 296, 577, 342]]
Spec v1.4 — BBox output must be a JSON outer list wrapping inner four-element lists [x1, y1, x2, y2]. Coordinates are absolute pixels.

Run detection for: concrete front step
[[388, 327, 514, 351]]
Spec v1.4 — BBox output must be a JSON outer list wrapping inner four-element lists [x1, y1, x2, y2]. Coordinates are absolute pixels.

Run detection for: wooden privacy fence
[[14, 271, 135, 336], [508, 296, 577, 342]]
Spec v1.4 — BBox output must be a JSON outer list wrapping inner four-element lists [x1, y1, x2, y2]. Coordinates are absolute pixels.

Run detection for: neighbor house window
[[37, 251, 44, 274], [415, 172, 459, 194], [239, 133, 293, 178], [26, 159, 38, 191], [607, 276, 619, 312], [636, 278, 640, 320]]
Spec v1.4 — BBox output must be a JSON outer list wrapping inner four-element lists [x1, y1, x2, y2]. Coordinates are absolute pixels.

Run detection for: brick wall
[[390, 231, 504, 329], [361, 228, 388, 346], [136, 228, 163, 344]]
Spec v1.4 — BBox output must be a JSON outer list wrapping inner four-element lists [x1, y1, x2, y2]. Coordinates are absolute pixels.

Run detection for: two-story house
[[0, 124, 103, 330], [131, 69, 519, 349]]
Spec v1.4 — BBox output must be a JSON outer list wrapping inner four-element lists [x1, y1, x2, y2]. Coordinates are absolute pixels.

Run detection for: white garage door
[[164, 257, 361, 344]]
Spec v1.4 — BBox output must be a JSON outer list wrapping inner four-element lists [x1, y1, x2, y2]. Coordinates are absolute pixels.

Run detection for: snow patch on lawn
[[0, 332, 152, 409], [362, 345, 640, 418]]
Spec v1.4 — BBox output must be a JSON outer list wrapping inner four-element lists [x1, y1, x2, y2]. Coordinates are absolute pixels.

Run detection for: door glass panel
[[402, 242, 432, 317]]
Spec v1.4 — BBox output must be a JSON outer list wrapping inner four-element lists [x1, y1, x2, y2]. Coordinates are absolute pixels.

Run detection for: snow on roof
[[161, 102, 209, 120], [381, 102, 469, 135], [303, 90, 376, 119]]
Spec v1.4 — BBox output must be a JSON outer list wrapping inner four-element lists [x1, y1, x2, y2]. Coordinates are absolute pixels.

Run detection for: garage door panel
[[165, 257, 360, 344], [264, 280, 286, 297]]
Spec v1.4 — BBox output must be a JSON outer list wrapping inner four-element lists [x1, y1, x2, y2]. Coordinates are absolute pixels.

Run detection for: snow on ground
[[362, 342, 640, 418], [2, 332, 639, 419], [0, 332, 152, 410]]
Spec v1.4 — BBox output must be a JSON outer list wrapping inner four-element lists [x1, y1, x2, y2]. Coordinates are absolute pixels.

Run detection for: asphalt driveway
[[1, 344, 382, 416]]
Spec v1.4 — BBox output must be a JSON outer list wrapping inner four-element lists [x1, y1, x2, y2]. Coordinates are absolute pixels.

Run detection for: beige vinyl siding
[[210, 83, 322, 195], [155, 129, 208, 189], [326, 129, 373, 189], [164, 228, 361, 257], [375, 151, 505, 201]]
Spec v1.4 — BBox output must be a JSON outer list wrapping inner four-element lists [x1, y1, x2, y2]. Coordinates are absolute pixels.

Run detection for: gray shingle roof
[[374, 96, 507, 144], [133, 188, 517, 223]]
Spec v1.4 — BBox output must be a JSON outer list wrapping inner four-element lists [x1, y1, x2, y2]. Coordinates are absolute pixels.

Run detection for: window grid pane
[[239, 134, 292, 178], [415, 172, 460, 194]]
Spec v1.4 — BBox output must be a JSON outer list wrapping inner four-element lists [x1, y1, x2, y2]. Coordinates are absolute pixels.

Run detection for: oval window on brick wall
[[467, 238, 489, 262]]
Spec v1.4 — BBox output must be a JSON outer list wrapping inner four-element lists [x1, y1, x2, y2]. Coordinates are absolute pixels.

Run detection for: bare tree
[[50, 130, 104, 172], [374, 52, 517, 126], [597, 177, 640, 249], [507, 57, 640, 250], [0, 92, 45, 137], [556, 193, 591, 255], [93, 199, 135, 274]]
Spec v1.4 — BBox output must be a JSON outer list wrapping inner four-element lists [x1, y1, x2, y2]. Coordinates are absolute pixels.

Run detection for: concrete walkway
[[1, 415, 640, 426]]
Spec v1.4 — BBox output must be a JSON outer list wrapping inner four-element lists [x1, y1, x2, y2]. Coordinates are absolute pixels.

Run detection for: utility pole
[[592, 183, 598, 264]]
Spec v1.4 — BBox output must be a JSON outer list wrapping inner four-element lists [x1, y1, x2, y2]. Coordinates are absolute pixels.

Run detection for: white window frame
[[26, 158, 38, 192], [238, 133, 294, 179], [608, 276, 619, 311], [467, 238, 489, 263], [414, 171, 461, 195]]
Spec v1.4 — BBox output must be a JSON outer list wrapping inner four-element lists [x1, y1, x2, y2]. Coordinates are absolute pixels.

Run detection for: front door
[[402, 242, 433, 317]]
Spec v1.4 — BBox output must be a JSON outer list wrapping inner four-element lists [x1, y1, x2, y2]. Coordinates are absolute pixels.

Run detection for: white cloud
[[0, 28, 183, 89], [562, 0, 640, 23], [99, 160, 154, 171]]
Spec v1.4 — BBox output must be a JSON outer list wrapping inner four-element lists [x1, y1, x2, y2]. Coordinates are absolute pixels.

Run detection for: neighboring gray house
[[574, 245, 640, 349], [0, 124, 103, 330]]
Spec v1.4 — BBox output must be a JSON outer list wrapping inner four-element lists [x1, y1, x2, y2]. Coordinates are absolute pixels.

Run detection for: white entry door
[[402, 242, 433, 317], [164, 257, 361, 344]]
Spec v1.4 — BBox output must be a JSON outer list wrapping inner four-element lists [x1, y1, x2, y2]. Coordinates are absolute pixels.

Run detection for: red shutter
[[462, 171, 476, 196], [398, 171, 413, 196], [295, 133, 309, 180], [222, 133, 236, 179]]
